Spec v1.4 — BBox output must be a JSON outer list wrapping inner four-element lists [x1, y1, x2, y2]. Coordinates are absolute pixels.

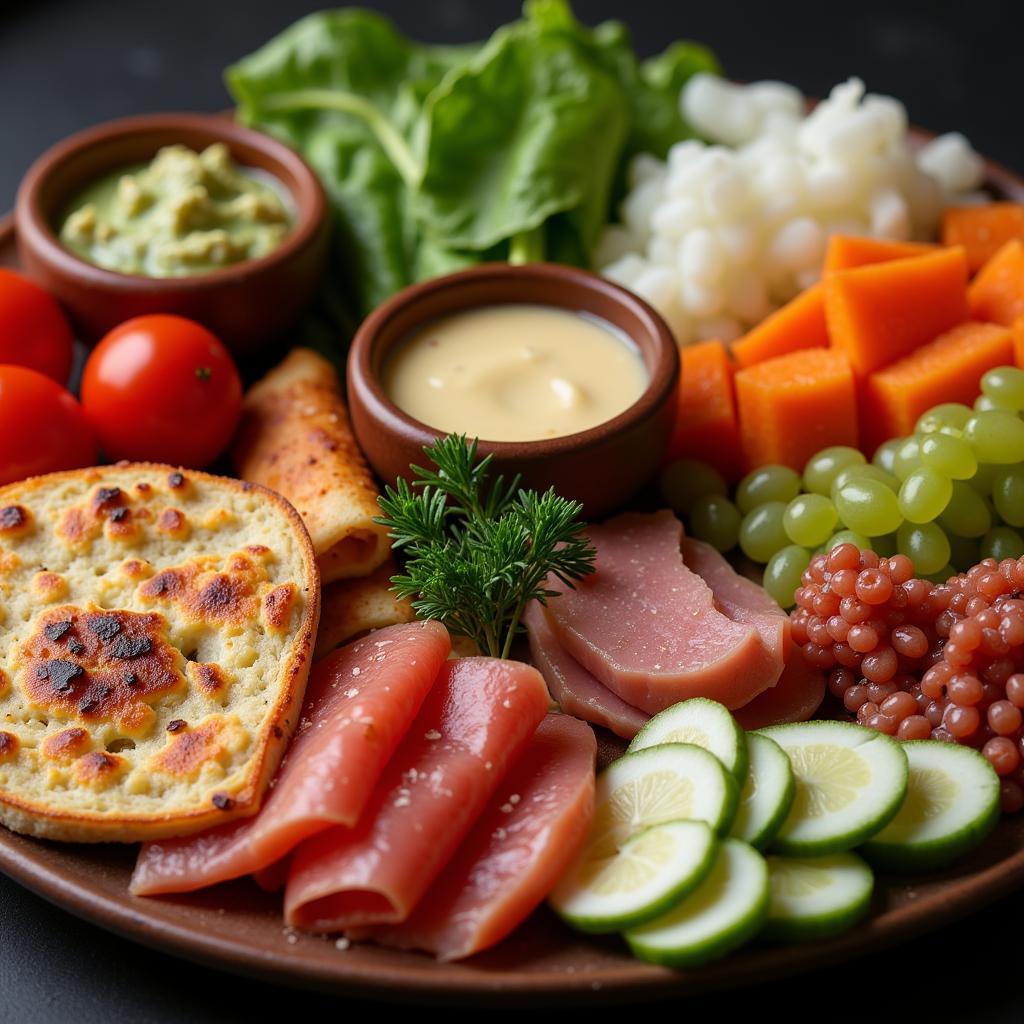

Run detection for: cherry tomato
[[0, 269, 74, 384], [0, 365, 96, 485], [81, 315, 242, 467]]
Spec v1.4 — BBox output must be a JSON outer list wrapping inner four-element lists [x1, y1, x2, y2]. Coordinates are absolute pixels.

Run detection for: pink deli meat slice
[[543, 510, 780, 713], [355, 714, 596, 961], [130, 621, 451, 896], [283, 657, 550, 932], [733, 654, 826, 731], [524, 601, 648, 740]]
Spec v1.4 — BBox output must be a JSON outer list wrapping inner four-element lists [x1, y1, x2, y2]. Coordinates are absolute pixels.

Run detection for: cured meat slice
[[680, 537, 789, 677], [130, 621, 450, 896], [283, 657, 550, 932], [355, 714, 596, 961], [733, 654, 826, 731], [543, 511, 780, 712], [524, 602, 647, 740]]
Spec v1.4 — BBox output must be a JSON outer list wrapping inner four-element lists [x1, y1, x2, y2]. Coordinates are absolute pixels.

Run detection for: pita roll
[[232, 347, 391, 584], [314, 560, 415, 659]]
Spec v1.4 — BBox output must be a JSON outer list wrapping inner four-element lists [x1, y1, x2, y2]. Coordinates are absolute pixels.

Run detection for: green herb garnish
[[374, 434, 596, 659]]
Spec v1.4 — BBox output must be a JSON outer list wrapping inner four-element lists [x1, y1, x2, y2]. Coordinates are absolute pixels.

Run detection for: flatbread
[[0, 464, 319, 842], [231, 348, 391, 584]]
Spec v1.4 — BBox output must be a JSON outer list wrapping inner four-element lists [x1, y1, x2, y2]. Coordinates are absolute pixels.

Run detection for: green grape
[[898, 467, 953, 524], [921, 564, 956, 584], [919, 433, 978, 480], [968, 462, 1001, 495], [974, 393, 1016, 413], [892, 436, 923, 481], [763, 545, 812, 609], [897, 521, 951, 576], [826, 529, 873, 552], [982, 366, 1024, 411], [916, 403, 973, 435], [782, 494, 839, 547], [963, 410, 1024, 464], [981, 526, 1024, 561], [834, 478, 904, 536], [947, 532, 981, 572], [873, 439, 902, 473], [659, 459, 727, 515], [872, 532, 898, 557], [802, 447, 865, 496], [738, 502, 790, 563], [734, 464, 801, 513], [993, 466, 1024, 527], [830, 463, 900, 500], [689, 494, 741, 552], [937, 481, 992, 538]]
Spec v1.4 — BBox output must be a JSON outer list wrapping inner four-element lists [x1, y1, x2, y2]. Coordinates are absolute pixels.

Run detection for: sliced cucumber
[[763, 851, 874, 942], [625, 839, 769, 967], [757, 721, 908, 856], [628, 698, 748, 780], [862, 740, 1000, 871], [590, 743, 740, 850], [549, 820, 717, 933], [730, 732, 795, 849]]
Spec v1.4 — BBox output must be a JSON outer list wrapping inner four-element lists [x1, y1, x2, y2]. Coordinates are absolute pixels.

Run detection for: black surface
[[2, 0, 1024, 1019]]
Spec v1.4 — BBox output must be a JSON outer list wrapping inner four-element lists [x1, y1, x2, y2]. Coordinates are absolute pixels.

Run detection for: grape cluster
[[660, 365, 1024, 608], [793, 543, 1024, 812]]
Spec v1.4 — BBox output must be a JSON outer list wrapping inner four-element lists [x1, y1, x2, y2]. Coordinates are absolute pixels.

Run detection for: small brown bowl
[[14, 113, 330, 356], [347, 263, 680, 518]]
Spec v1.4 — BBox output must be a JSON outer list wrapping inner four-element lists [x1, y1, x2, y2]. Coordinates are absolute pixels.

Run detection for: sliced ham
[[130, 621, 450, 896], [283, 657, 550, 932], [543, 511, 781, 713], [524, 601, 647, 740], [355, 714, 596, 961], [734, 654, 826, 730]]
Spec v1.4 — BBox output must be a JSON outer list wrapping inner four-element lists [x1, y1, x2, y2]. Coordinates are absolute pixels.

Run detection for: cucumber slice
[[763, 851, 874, 942], [590, 743, 739, 845], [729, 733, 795, 849], [628, 698, 748, 780], [862, 740, 1000, 871], [549, 820, 717, 933], [757, 721, 908, 856], [625, 839, 769, 967]]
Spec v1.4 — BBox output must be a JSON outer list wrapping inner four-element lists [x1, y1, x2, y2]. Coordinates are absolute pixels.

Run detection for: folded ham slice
[[734, 654, 826, 730], [130, 621, 450, 896], [284, 657, 550, 932], [355, 714, 596, 961], [543, 511, 781, 713], [525, 602, 647, 740]]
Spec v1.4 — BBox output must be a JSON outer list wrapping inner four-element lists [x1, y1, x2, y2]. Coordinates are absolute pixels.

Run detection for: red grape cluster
[[791, 544, 1024, 812]]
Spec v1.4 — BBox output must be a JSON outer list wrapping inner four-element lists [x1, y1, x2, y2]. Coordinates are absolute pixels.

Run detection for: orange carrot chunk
[[735, 348, 858, 473], [731, 284, 829, 369], [668, 339, 744, 481], [825, 247, 970, 376], [968, 239, 1024, 326], [823, 235, 938, 275], [861, 322, 1014, 454], [944, 204, 1024, 275]]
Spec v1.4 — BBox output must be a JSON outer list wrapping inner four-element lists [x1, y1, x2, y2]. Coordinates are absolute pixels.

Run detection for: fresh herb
[[375, 434, 596, 659]]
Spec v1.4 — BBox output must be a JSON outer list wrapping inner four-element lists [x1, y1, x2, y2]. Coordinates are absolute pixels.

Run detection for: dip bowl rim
[[13, 111, 327, 293]]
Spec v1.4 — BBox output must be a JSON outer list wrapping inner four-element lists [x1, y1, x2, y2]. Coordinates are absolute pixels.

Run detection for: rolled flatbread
[[232, 348, 391, 584]]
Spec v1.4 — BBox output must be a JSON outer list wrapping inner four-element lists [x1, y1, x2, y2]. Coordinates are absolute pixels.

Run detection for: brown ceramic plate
[[4, 138, 1024, 1005]]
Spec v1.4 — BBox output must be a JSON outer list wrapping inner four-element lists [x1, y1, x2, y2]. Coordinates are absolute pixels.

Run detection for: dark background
[[1, 0, 1022, 1019]]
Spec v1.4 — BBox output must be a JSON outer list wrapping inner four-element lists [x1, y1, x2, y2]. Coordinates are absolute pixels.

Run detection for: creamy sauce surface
[[383, 305, 649, 442]]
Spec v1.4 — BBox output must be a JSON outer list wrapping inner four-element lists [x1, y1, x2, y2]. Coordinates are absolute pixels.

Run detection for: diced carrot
[[823, 235, 938, 274], [735, 348, 858, 473], [731, 284, 829, 369], [861, 322, 1014, 454], [1014, 315, 1024, 368], [968, 239, 1024, 326], [824, 247, 970, 376], [668, 339, 744, 481], [943, 204, 1024, 274]]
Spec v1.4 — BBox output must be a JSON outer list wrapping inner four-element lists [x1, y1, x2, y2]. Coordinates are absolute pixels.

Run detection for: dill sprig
[[374, 434, 596, 659]]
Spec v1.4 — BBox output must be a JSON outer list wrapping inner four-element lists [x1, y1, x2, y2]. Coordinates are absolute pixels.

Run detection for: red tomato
[[81, 315, 243, 467], [0, 269, 75, 384], [0, 365, 96, 485]]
